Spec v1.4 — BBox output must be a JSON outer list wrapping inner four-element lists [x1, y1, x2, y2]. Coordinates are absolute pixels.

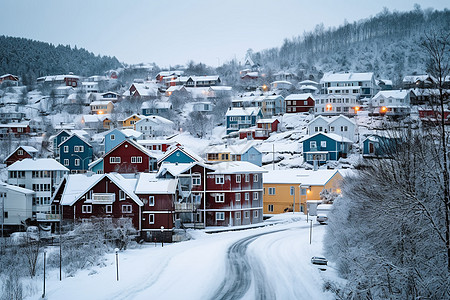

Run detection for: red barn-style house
[[103, 139, 157, 173], [239, 118, 280, 140], [4, 146, 38, 166], [285, 93, 315, 113], [418, 108, 450, 125], [0, 122, 31, 137], [202, 161, 267, 227], [0, 74, 19, 85]]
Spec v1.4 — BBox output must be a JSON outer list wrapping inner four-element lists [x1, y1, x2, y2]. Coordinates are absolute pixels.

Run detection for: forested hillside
[[248, 7, 450, 86], [0, 35, 121, 85]]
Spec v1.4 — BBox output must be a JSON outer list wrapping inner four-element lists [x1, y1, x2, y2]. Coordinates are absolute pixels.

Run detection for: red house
[[55, 173, 143, 231], [103, 139, 157, 173], [0, 122, 31, 136], [4, 146, 38, 166], [285, 93, 315, 113], [239, 118, 279, 140], [418, 108, 450, 125], [0, 74, 19, 85], [202, 161, 267, 227]]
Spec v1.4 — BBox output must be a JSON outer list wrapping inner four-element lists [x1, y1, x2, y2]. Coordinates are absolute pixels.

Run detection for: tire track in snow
[[211, 229, 287, 300]]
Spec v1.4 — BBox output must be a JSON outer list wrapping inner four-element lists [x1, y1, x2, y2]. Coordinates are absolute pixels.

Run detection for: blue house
[[225, 107, 262, 135], [158, 146, 203, 166], [88, 157, 104, 174], [104, 128, 143, 154], [301, 132, 352, 165], [362, 134, 398, 158], [58, 134, 93, 172], [51, 130, 71, 156]]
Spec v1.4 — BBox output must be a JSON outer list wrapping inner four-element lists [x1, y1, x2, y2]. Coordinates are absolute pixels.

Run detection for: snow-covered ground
[[24, 214, 339, 300]]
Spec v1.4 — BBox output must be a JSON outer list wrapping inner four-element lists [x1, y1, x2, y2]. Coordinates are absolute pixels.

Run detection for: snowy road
[[25, 214, 337, 300]]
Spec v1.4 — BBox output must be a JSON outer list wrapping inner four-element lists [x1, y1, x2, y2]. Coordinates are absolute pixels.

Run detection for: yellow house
[[204, 142, 260, 163], [90, 100, 114, 115], [263, 169, 343, 215], [121, 114, 142, 129]]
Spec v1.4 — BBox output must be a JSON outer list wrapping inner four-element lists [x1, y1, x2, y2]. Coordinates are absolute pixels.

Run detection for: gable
[[161, 149, 196, 164]]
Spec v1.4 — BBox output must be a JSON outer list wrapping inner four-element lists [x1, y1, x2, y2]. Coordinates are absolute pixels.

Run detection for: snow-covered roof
[[158, 146, 203, 163], [257, 118, 279, 124], [188, 75, 220, 82], [0, 181, 35, 194], [263, 169, 340, 185], [0, 121, 30, 128], [141, 101, 172, 109], [298, 80, 319, 86], [309, 115, 356, 126], [8, 158, 69, 171], [58, 133, 92, 148], [137, 115, 174, 126], [205, 142, 260, 155], [40, 74, 80, 81], [373, 90, 409, 100], [300, 132, 353, 143], [90, 100, 112, 106], [4, 145, 38, 161], [285, 93, 314, 101], [402, 74, 437, 83], [157, 162, 212, 177], [376, 79, 393, 86], [166, 86, 185, 92], [129, 83, 158, 97], [209, 86, 232, 91], [210, 161, 267, 174], [120, 129, 143, 139], [298, 85, 318, 91], [82, 114, 110, 123], [225, 107, 261, 117], [321, 72, 374, 83], [134, 173, 178, 194], [88, 157, 103, 168]]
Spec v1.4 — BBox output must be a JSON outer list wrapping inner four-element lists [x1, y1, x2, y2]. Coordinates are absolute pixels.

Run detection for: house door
[[369, 142, 375, 154]]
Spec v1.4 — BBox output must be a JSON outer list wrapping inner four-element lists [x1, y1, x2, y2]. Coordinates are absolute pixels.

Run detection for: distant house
[[50, 130, 71, 157], [314, 94, 359, 116], [82, 81, 99, 93], [88, 157, 104, 174], [0, 121, 31, 137], [307, 115, 356, 142], [301, 132, 353, 165], [104, 128, 143, 153], [376, 79, 393, 90], [137, 140, 178, 153], [103, 139, 158, 173], [370, 90, 411, 117], [90, 100, 114, 115], [0, 74, 19, 86], [81, 114, 111, 130], [320, 72, 378, 99], [141, 101, 172, 116], [0, 112, 25, 123], [402, 74, 437, 89], [0, 182, 35, 232], [185, 76, 221, 88], [134, 115, 175, 139], [158, 146, 203, 166], [125, 83, 159, 99], [37, 74, 80, 88], [362, 133, 399, 158], [239, 118, 280, 140], [225, 107, 263, 135], [270, 81, 293, 91], [192, 101, 213, 112], [58, 134, 93, 173], [418, 107, 450, 125], [205, 143, 262, 166], [120, 114, 142, 129], [4, 146, 38, 166], [285, 93, 315, 113], [263, 169, 343, 214]]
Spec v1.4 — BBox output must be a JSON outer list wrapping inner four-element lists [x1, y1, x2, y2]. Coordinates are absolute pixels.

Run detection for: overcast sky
[[1, 0, 448, 68]]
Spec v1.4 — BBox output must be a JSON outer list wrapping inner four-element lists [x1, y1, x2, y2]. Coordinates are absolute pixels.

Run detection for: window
[[106, 205, 112, 213], [131, 156, 142, 163], [215, 175, 224, 185], [215, 193, 225, 203], [290, 186, 295, 196], [253, 192, 258, 200], [110, 134, 115, 140], [320, 141, 327, 148], [149, 196, 155, 206], [3, 211, 8, 219], [235, 193, 241, 201], [244, 211, 250, 218], [82, 205, 92, 213], [304, 100, 308, 105], [301, 188, 307, 195], [216, 212, 225, 221], [74, 146, 84, 152], [208, 153, 219, 160], [74, 159, 80, 166], [236, 175, 241, 183], [245, 174, 249, 182], [254, 210, 258, 218], [122, 205, 132, 213], [268, 187, 276, 195], [268, 204, 274, 212], [253, 174, 258, 182], [18, 149, 23, 156], [235, 212, 241, 219], [119, 190, 125, 200], [110, 157, 120, 164], [330, 126, 335, 132], [192, 174, 201, 186], [245, 193, 249, 201], [64, 146, 68, 153], [149, 214, 155, 224], [310, 141, 317, 148], [64, 159, 69, 166]]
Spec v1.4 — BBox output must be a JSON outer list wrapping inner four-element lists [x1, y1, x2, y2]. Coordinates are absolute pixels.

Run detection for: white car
[[316, 214, 328, 224]]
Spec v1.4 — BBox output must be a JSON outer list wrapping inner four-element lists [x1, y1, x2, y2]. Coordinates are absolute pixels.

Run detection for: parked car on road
[[316, 214, 328, 224], [311, 256, 328, 265]]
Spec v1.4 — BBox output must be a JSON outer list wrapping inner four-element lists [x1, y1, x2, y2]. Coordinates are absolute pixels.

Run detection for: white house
[[135, 115, 175, 139], [7, 158, 69, 222], [370, 90, 411, 116], [320, 72, 378, 100], [0, 182, 35, 229], [308, 115, 356, 142]]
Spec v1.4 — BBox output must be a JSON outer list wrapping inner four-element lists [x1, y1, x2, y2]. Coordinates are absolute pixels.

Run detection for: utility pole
[[272, 144, 275, 170]]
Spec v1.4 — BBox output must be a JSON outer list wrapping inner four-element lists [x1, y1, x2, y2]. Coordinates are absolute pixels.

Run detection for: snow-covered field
[[24, 214, 339, 300]]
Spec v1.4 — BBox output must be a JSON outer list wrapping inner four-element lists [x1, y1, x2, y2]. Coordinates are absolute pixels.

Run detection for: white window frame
[[290, 186, 295, 196], [245, 174, 249, 182], [119, 190, 126, 200], [254, 210, 258, 218], [310, 141, 317, 148], [215, 175, 224, 185], [192, 174, 201, 186], [236, 175, 241, 183], [110, 134, 115, 140], [235, 193, 241, 201], [235, 212, 241, 219], [268, 187, 276, 195], [321, 141, 327, 148], [18, 149, 23, 155], [268, 204, 274, 212], [215, 193, 225, 203], [253, 174, 258, 182], [82, 205, 92, 214], [148, 214, 155, 224], [110, 157, 120, 164], [64, 159, 69, 166], [245, 193, 249, 201], [74, 158, 80, 166], [149, 196, 155, 206], [253, 192, 258, 200], [131, 156, 142, 163], [244, 211, 250, 218], [64, 146, 69, 153], [122, 204, 132, 213], [216, 212, 225, 221], [106, 205, 112, 213]]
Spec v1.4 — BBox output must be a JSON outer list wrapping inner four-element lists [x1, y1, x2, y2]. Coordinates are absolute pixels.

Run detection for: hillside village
[[1, 52, 449, 243]]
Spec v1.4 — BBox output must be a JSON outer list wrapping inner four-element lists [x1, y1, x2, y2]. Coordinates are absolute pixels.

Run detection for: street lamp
[[71, 154, 91, 172], [42, 250, 47, 298], [114, 248, 119, 281], [309, 220, 313, 245], [160, 226, 164, 247]]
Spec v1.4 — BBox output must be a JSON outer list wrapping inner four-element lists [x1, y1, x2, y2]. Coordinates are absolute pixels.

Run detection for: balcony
[[37, 213, 60, 222], [91, 193, 115, 204], [175, 203, 198, 212]]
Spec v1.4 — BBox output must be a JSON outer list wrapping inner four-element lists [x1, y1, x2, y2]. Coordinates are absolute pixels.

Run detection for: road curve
[[211, 229, 286, 300]]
